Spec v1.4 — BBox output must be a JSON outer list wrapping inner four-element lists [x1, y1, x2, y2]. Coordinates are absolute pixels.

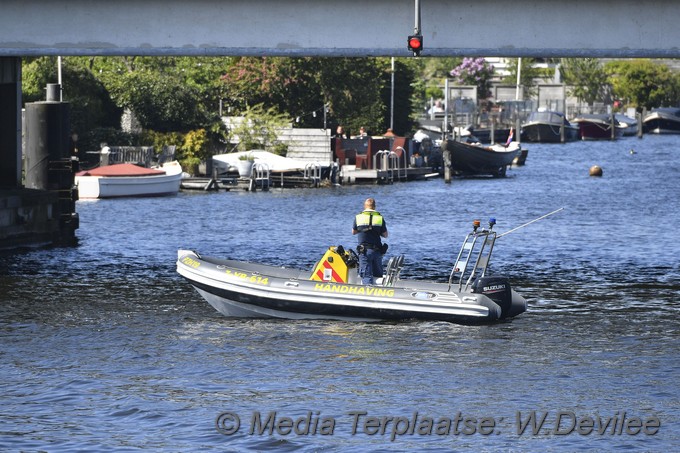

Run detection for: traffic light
[[408, 34, 423, 56]]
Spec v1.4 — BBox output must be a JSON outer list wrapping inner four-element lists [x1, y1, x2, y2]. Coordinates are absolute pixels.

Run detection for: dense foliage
[[604, 59, 680, 110], [22, 57, 121, 141], [20, 56, 680, 169], [560, 58, 611, 108], [229, 103, 290, 155], [500, 58, 549, 99], [220, 57, 418, 137], [450, 58, 496, 99]]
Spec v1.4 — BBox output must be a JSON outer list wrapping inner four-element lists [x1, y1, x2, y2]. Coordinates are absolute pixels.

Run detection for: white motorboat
[[75, 161, 182, 199]]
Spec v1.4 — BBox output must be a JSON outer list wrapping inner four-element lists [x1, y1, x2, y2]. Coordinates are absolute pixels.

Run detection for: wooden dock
[[181, 176, 266, 192], [181, 172, 329, 192], [339, 166, 438, 184]]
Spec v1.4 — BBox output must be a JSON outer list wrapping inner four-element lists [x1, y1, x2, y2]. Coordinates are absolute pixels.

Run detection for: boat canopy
[[213, 150, 325, 173], [527, 111, 568, 124], [76, 163, 167, 177]]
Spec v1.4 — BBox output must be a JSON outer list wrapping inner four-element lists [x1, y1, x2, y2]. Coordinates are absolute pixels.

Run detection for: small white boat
[[176, 220, 527, 324], [75, 161, 182, 199]]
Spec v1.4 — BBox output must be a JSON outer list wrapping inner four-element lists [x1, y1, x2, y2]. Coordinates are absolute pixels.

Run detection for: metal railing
[[105, 146, 155, 166], [383, 254, 405, 287], [448, 229, 497, 292], [304, 162, 322, 187], [374, 149, 407, 183], [251, 162, 270, 190]]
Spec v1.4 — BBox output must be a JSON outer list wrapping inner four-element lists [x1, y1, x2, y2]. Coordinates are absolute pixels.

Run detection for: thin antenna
[[497, 208, 565, 238]]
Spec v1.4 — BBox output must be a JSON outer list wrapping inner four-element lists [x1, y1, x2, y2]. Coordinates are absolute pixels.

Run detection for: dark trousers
[[359, 248, 383, 285]]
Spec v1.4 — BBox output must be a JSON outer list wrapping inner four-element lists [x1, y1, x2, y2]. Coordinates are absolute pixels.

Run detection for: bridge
[[1, 0, 679, 58], [2, 0, 680, 188]]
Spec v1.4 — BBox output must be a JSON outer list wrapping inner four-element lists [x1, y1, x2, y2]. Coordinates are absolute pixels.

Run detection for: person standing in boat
[[352, 198, 388, 285]]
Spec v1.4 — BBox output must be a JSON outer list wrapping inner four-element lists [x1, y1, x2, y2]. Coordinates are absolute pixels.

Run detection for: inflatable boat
[[177, 220, 527, 324]]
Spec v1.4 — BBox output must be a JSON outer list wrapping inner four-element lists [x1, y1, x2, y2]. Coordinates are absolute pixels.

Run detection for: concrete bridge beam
[[1, 0, 679, 58]]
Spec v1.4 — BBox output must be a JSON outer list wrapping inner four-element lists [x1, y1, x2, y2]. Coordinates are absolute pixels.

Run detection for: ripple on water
[[1, 137, 679, 450]]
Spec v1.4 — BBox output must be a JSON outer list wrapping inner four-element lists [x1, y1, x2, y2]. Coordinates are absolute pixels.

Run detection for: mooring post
[[443, 140, 451, 184], [638, 108, 645, 138]]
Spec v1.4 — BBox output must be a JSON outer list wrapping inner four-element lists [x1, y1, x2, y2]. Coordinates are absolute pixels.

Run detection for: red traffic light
[[407, 35, 423, 55]]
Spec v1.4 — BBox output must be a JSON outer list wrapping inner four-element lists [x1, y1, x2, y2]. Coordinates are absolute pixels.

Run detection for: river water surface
[[1, 135, 678, 452]]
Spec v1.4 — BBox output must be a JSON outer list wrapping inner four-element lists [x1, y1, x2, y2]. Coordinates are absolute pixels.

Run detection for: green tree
[[500, 58, 544, 99], [22, 57, 121, 139], [106, 70, 207, 132], [314, 58, 390, 135], [229, 103, 290, 155], [411, 57, 461, 105], [560, 58, 610, 108], [220, 57, 416, 136], [77, 56, 230, 132], [220, 57, 304, 119], [605, 59, 680, 110], [379, 58, 418, 134]]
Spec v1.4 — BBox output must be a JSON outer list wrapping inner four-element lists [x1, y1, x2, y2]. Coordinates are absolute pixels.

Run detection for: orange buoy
[[589, 165, 603, 177]]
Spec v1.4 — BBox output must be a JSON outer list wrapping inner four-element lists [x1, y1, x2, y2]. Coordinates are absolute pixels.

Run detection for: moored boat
[[75, 161, 182, 199], [642, 107, 680, 134], [614, 114, 639, 136], [521, 111, 579, 143], [571, 113, 624, 140], [176, 221, 527, 324], [512, 148, 529, 166], [446, 137, 521, 177]]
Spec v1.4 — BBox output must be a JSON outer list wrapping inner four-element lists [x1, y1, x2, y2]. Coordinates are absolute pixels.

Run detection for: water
[[1, 135, 679, 452]]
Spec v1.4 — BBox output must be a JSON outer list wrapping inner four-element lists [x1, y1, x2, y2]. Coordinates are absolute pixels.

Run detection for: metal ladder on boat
[[383, 254, 405, 287], [448, 220, 497, 292]]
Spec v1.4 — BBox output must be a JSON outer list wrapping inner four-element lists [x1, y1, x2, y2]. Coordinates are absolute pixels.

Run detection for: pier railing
[[304, 162, 322, 187], [373, 149, 408, 183], [251, 163, 270, 190], [106, 146, 155, 167]]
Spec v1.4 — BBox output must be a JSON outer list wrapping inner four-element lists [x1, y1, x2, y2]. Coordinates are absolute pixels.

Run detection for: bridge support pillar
[[0, 57, 21, 189]]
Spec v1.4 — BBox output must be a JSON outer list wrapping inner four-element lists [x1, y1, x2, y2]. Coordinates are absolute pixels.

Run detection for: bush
[[179, 129, 208, 175], [139, 130, 184, 153]]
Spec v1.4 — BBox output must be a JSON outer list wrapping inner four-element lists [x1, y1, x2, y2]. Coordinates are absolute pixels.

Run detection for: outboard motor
[[472, 276, 513, 319]]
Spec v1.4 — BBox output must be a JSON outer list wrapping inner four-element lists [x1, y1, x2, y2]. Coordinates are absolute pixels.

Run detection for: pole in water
[[497, 207, 565, 238]]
